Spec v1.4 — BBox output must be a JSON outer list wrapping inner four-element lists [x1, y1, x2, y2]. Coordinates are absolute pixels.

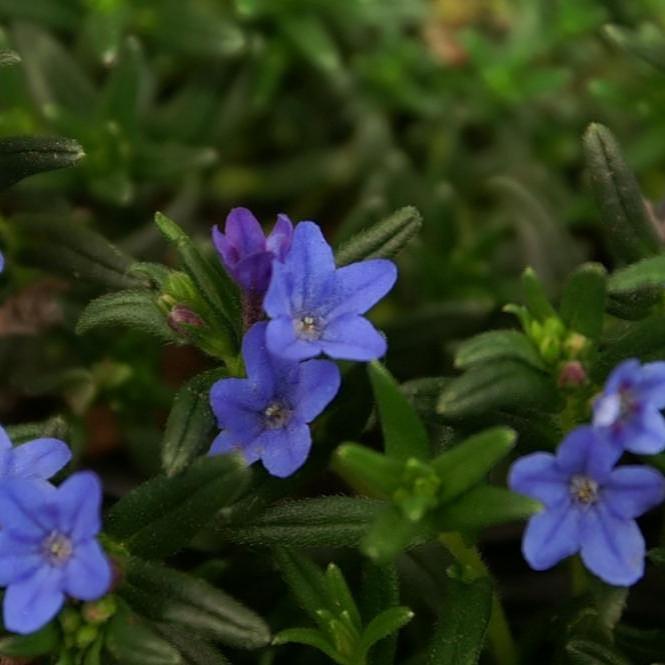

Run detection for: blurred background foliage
[[0, 0, 664, 470]]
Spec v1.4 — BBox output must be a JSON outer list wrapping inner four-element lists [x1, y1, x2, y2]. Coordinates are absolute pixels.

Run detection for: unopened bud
[[558, 360, 587, 388], [167, 304, 204, 335]]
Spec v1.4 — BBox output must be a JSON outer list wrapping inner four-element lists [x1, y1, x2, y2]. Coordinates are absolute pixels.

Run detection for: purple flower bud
[[212, 208, 293, 294], [558, 361, 587, 388], [167, 304, 205, 335]]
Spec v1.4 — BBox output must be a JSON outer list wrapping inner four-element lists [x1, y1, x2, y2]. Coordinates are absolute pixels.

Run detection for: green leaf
[[77, 290, 177, 343], [335, 206, 422, 266], [362, 506, 428, 564], [0, 49, 20, 67], [0, 621, 59, 657], [368, 362, 429, 461], [120, 558, 270, 650], [437, 360, 558, 420], [105, 454, 251, 559], [433, 486, 540, 533], [274, 547, 330, 620], [6, 415, 68, 444], [455, 330, 545, 371], [606, 287, 661, 320], [154, 212, 240, 353], [426, 577, 492, 665], [608, 254, 665, 293], [273, 627, 342, 664], [0, 136, 84, 190], [559, 263, 607, 340], [105, 606, 182, 665], [17, 215, 143, 290], [565, 638, 632, 665], [603, 22, 665, 73], [325, 564, 362, 631], [432, 427, 517, 502], [583, 123, 661, 262], [358, 607, 413, 658], [152, 624, 230, 665], [161, 369, 226, 476], [217, 497, 385, 548], [332, 443, 403, 498], [522, 267, 558, 321], [591, 315, 665, 380]]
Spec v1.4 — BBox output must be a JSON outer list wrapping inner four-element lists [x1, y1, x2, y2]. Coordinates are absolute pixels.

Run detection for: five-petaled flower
[[593, 358, 665, 454], [0, 471, 112, 634], [212, 207, 293, 293], [509, 426, 665, 586], [264, 221, 397, 361], [0, 425, 71, 482], [209, 321, 340, 477]]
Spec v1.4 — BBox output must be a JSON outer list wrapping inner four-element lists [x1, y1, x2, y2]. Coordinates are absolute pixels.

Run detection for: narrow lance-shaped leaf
[[437, 359, 558, 420], [120, 557, 271, 650], [0, 622, 59, 658], [0, 136, 84, 190], [455, 330, 545, 371], [521, 267, 558, 321], [105, 454, 251, 559], [77, 290, 178, 343], [603, 23, 665, 74], [432, 485, 540, 533], [216, 497, 386, 549], [432, 427, 517, 502], [335, 206, 422, 266], [332, 443, 403, 498], [358, 607, 413, 660], [607, 254, 665, 293], [17, 215, 143, 290], [565, 638, 633, 665], [161, 368, 226, 476], [426, 577, 492, 665], [360, 562, 399, 665], [583, 123, 662, 262], [559, 263, 607, 340], [369, 362, 429, 461], [152, 624, 231, 665]]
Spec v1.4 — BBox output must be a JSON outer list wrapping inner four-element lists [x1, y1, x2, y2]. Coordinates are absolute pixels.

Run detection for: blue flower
[[0, 425, 71, 481], [209, 322, 341, 477], [0, 471, 112, 634], [264, 222, 397, 361], [212, 207, 293, 293], [509, 426, 665, 586], [593, 358, 665, 454]]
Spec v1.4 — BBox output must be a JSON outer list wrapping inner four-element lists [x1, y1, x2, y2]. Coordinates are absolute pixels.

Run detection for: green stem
[[440, 532, 518, 665]]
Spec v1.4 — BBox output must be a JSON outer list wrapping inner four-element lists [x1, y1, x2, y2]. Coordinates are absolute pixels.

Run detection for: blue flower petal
[[3, 566, 65, 635], [265, 213, 293, 260], [64, 540, 112, 601], [9, 438, 71, 481], [56, 472, 102, 541], [326, 259, 397, 319], [0, 425, 12, 451], [264, 221, 336, 317], [622, 405, 665, 454], [224, 207, 266, 257], [604, 359, 640, 394], [209, 430, 261, 465], [508, 453, 568, 507], [640, 361, 665, 407], [209, 378, 266, 437], [593, 393, 621, 428], [0, 532, 41, 586], [292, 360, 341, 423], [580, 504, 644, 586], [522, 501, 581, 570], [604, 465, 665, 518], [258, 424, 311, 478], [319, 314, 387, 361], [0, 480, 55, 538], [556, 426, 619, 481], [266, 316, 321, 361]]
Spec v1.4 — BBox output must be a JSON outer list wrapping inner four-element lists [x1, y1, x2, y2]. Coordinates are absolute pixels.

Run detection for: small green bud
[[82, 595, 117, 624], [59, 607, 82, 634], [75, 624, 98, 649]]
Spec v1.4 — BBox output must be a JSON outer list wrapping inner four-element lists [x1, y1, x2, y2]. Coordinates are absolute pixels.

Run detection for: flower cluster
[[0, 426, 111, 634], [210, 211, 397, 477], [510, 359, 665, 586]]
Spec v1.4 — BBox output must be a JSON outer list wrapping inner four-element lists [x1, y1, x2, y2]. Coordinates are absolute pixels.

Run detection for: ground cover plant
[[4, 0, 665, 663]]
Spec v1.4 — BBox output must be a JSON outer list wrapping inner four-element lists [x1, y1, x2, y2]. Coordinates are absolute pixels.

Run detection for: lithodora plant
[[5, 119, 665, 665]]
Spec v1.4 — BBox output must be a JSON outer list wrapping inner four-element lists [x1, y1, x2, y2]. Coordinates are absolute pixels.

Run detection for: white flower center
[[569, 475, 599, 506], [42, 531, 73, 566], [264, 401, 291, 429], [295, 314, 321, 340]]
